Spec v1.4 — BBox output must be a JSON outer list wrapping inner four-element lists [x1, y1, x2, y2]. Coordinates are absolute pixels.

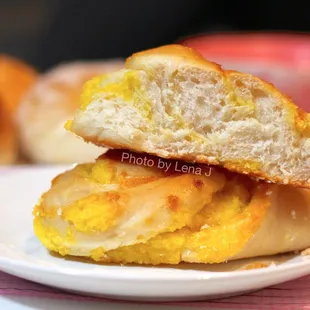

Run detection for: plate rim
[[1, 253, 310, 281]]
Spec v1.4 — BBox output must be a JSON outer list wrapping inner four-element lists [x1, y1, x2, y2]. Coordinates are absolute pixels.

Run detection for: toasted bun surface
[[17, 60, 123, 164], [33, 150, 310, 264], [68, 44, 310, 187]]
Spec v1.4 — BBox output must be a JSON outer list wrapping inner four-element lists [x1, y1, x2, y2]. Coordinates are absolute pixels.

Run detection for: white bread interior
[[69, 45, 310, 187]]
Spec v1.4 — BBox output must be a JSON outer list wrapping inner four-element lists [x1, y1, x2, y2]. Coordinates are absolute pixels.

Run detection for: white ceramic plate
[[1, 166, 310, 302]]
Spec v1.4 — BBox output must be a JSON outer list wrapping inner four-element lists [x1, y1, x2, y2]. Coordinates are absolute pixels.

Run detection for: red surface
[[180, 33, 310, 112]]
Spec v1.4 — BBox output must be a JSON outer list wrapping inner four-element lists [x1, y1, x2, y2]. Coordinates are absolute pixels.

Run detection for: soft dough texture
[[33, 150, 310, 265], [17, 60, 123, 164], [68, 44, 310, 187]]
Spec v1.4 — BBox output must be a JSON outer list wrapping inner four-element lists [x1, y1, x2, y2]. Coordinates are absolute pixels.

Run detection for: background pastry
[[17, 60, 124, 164], [0, 102, 16, 164], [0, 55, 37, 164]]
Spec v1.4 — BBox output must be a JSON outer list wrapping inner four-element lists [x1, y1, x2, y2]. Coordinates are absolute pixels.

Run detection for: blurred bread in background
[[0, 55, 37, 164], [0, 103, 16, 164], [17, 60, 124, 164]]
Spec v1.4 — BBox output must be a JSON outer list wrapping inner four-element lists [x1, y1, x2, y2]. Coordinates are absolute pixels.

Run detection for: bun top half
[[67, 44, 310, 188]]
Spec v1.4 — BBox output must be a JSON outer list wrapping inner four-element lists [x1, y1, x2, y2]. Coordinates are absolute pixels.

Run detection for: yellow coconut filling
[[229, 93, 256, 113], [94, 230, 188, 265], [34, 172, 223, 242], [33, 216, 74, 256], [223, 159, 262, 175], [90, 156, 165, 186], [79, 69, 152, 119], [62, 193, 124, 233], [33, 156, 166, 220], [65, 70, 153, 132], [95, 181, 270, 265], [79, 70, 138, 109], [189, 178, 251, 230], [183, 185, 270, 263]]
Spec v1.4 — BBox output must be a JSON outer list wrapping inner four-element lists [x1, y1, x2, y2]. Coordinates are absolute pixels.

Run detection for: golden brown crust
[[126, 44, 222, 72]]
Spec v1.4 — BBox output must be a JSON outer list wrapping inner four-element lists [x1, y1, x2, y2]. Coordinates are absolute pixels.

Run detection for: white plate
[[1, 166, 310, 302]]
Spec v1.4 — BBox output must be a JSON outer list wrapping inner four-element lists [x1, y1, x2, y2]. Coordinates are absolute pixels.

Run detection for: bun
[[17, 60, 124, 164], [68, 44, 310, 187], [33, 150, 310, 264], [0, 103, 16, 164], [0, 55, 37, 164]]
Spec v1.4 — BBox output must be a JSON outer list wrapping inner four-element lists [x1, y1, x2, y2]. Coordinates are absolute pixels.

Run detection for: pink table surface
[[1, 270, 310, 309]]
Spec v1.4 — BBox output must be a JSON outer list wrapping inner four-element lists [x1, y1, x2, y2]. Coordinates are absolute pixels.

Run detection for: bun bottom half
[[33, 150, 310, 265]]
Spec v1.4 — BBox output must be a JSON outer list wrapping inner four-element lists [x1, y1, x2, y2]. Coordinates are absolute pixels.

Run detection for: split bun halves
[[34, 45, 310, 266]]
